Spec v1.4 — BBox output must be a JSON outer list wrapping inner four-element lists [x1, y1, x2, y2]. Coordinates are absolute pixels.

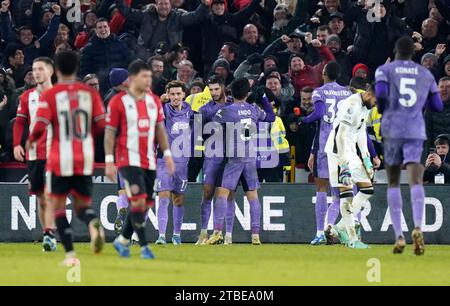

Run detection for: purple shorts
[[117, 172, 125, 190], [203, 158, 223, 186], [313, 152, 329, 179], [156, 159, 188, 194], [216, 160, 260, 192], [383, 138, 424, 166]]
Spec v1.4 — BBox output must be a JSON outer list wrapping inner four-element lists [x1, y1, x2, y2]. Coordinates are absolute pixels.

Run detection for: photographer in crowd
[[424, 134, 450, 184]]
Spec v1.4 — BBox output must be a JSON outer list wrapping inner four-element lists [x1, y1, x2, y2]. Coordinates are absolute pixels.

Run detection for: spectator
[[0, 70, 17, 156], [82, 73, 100, 92], [176, 60, 198, 87], [201, 0, 261, 74], [270, 0, 308, 42], [352, 63, 369, 81], [210, 58, 234, 85], [0, 0, 61, 66], [315, 25, 331, 45], [189, 80, 205, 95], [424, 135, 450, 184], [287, 41, 335, 97], [79, 18, 136, 94], [326, 34, 351, 85], [421, 52, 439, 71], [148, 55, 168, 96], [219, 42, 239, 72], [1, 44, 27, 87], [327, 11, 352, 50], [16, 66, 36, 96], [74, 11, 98, 50], [54, 23, 72, 51], [104, 68, 129, 107], [264, 73, 295, 117], [116, 0, 211, 59], [238, 24, 267, 63], [426, 77, 450, 149]]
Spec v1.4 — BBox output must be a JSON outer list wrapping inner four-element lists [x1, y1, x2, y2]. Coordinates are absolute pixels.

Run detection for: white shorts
[[327, 153, 372, 188]]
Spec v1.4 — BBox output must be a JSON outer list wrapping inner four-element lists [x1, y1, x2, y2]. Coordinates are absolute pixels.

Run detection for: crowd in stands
[[0, 0, 449, 183]]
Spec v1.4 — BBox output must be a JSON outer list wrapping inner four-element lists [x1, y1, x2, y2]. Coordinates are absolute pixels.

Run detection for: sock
[[327, 187, 340, 225], [340, 197, 358, 243], [249, 199, 261, 235], [121, 214, 134, 240], [352, 190, 373, 218], [117, 194, 129, 210], [200, 199, 212, 230], [157, 197, 170, 237], [411, 185, 425, 230], [75, 207, 97, 226], [213, 196, 227, 232], [315, 192, 328, 232], [173, 205, 184, 235], [225, 200, 236, 235], [55, 209, 74, 253], [387, 187, 404, 239], [130, 207, 147, 247]]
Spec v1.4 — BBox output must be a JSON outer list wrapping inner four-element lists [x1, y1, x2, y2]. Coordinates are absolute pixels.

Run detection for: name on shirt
[[395, 67, 418, 75], [323, 90, 351, 96]]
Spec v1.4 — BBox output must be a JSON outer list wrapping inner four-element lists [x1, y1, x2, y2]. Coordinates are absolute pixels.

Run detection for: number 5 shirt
[[29, 81, 106, 177]]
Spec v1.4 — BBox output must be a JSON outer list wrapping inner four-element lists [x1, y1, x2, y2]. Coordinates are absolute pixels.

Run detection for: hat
[[352, 63, 369, 77], [326, 34, 341, 46], [212, 58, 230, 72], [329, 12, 344, 21], [109, 68, 128, 87], [421, 53, 438, 65]]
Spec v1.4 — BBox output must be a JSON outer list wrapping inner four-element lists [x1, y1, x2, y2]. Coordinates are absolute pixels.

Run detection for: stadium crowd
[[0, 0, 449, 183]]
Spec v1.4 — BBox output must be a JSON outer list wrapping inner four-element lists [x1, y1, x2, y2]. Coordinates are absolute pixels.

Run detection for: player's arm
[[104, 96, 121, 182], [374, 68, 389, 114], [302, 90, 326, 124], [357, 123, 374, 179], [258, 94, 275, 122], [154, 95, 175, 175], [13, 94, 29, 162]]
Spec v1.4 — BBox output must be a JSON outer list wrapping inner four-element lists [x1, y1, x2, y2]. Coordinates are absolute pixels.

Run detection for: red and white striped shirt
[[106, 90, 164, 170], [30, 82, 106, 177]]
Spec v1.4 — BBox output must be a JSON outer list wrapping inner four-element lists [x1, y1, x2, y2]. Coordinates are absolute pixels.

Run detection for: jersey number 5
[[399, 78, 417, 107]]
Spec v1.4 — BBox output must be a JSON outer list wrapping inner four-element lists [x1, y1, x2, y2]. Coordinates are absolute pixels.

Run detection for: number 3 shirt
[[311, 82, 352, 154], [375, 60, 439, 141], [30, 81, 105, 177]]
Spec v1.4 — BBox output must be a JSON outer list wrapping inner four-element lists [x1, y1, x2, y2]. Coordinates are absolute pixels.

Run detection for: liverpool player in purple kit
[[156, 81, 193, 245], [375, 37, 443, 255], [303, 62, 352, 245], [207, 78, 275, 245], [195, 76, 235, 245]]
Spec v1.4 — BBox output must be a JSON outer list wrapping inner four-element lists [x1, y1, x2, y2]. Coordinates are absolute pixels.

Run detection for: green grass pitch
[[1, 243, 450, 286]]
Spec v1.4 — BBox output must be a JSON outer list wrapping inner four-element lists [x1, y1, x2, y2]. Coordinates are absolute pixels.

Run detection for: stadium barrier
[[1, 183, 449, 244]]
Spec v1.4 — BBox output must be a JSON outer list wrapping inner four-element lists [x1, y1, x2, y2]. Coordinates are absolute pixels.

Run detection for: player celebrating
[[324, 84, 377, 249], [28, 51, 106, 263], [302, 62, 352, 245], [105, 60, 174, 259], [207, 78, 275, 245], [13, 57, 55, 252], [375, 36, 443, 255], [195, 76, 235, 245], [155, 81, 193, 245]]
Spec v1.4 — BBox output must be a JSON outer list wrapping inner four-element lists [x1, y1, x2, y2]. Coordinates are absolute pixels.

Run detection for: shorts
[[117, 172, 125, 190], [383, 138, 424, 166], [46, 172, 93, 203], [27, 160, 46, 194], [156, 160, 188, 194], [119, 166, 156, 206], [202, 158, 223, 186], [328, 153, 371, 188], [216, 159, 260, 192], [313, 152, 329, 179]]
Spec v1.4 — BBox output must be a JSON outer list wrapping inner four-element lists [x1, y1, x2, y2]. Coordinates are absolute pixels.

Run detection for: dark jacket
[[333, 50, 352, 86], [117, 0, 210, 58], [424, 155, 450, 184], [238, 41, 267, 64], [79, 34, 136, 93], [425, 101, 450, 149], [0, 11, 60, 66], [201, 0, 260, 68]]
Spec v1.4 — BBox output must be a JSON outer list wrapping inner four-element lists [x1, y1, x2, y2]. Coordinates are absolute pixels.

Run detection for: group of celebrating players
[[12, 35, 443, 263]]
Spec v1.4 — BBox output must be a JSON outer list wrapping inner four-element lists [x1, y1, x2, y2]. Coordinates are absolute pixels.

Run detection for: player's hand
[[164, 156, 176, 176], [373, 155, 381, 169], [13, 145, 25, 162], [105, 162, 117, 183], [307, 154, 314, 172], [362, 156, 374, 180], [0, 0, 10, 13], [338, 164, 352, 186]]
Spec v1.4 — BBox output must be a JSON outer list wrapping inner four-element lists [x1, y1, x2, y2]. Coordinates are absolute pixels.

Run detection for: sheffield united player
[[105, 60, 174, 259], [375, 37, 443, 255], [13, 57, 56, 252], [155, 81, 193, 245], [207, 78, 275, 245], [29, 51, 106, 263]]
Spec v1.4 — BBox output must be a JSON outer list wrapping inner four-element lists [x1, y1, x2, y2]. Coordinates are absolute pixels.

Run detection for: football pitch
[[1, 243, 450, 286]]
